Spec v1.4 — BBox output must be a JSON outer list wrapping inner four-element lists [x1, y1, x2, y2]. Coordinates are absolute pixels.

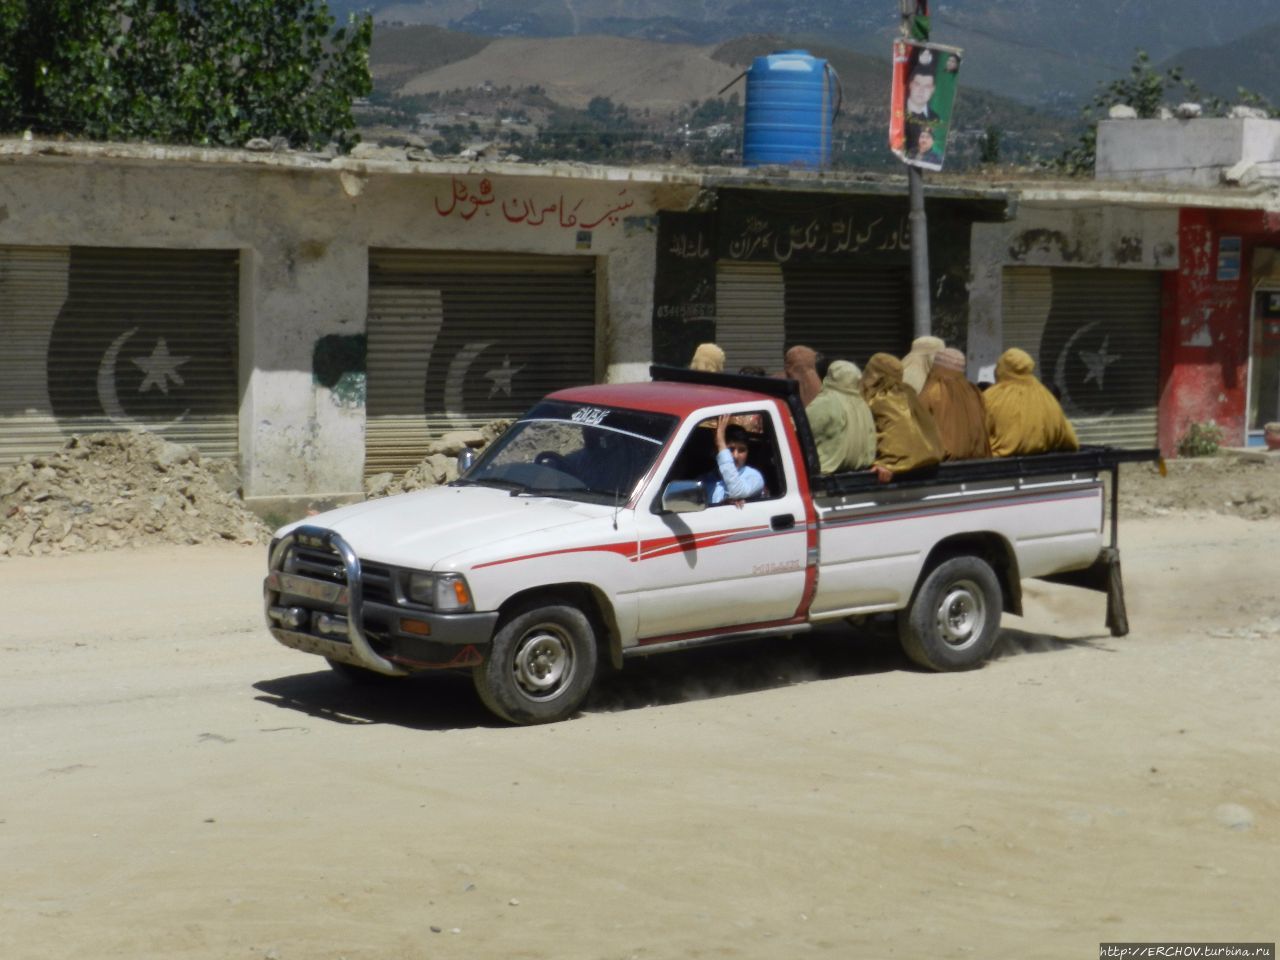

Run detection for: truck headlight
[[405, 571, 474, 612]]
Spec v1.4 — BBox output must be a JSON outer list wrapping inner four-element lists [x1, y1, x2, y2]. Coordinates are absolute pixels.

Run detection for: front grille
[[286, 542, 395, 605], [290, 544, 345, 583], [361, 563, 394, 605]]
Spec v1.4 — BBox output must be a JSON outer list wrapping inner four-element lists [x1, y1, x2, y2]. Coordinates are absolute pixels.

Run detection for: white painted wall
[[1097, 118, 1280, 187], [0, 143, 698, 506]]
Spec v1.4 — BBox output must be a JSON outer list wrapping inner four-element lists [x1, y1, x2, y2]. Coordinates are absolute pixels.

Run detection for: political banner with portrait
[[889, 40, 963, 172]]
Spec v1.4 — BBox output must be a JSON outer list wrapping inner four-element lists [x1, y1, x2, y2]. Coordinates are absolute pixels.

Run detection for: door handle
[[770, 513, 795, 531]]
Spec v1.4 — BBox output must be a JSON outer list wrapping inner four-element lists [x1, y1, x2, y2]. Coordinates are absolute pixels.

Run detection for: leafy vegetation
[[1177, 420, 1224, 458], [0, 0, 373, 151], [1055, 49, 1277, 176]]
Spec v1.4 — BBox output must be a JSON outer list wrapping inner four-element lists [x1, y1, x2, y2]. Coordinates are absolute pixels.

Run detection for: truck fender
[[918, 533, 1022, 618], [496, 583, 623, 671]]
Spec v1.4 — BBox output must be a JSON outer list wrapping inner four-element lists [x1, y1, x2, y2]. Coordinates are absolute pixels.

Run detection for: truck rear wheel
[[899, 555, 1002, 671], [472, 601, 598, 724]]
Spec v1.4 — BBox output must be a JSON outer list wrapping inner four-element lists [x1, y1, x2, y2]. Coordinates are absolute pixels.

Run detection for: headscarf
[[688, 343, 725, 373], [784, 345, 823, 407], [805, 360, 877, 473], [901, 335, 945, 394], [919, 348, 991, 461], [983, 348, 1080, 456], [860, 353, 943, 474]]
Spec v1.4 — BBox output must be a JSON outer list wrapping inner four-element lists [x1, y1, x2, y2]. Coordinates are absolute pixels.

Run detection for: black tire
[[326, 657, 403, 685], [472, 601, 599, 724], [898, 555, 1003, 671]]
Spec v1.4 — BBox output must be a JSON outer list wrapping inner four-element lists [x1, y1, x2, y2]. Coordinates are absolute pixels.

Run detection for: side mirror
[[457, 448, 477, 475], [661, 479, 707, 514]]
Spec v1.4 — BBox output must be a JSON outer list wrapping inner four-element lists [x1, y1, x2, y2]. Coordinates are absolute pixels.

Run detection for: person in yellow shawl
[[918, 347, 991, 460], [860, 353, 944, 482], [983, 347, 1080, 456], [805, 359, 877, 473], [688, 342, 725, 373]]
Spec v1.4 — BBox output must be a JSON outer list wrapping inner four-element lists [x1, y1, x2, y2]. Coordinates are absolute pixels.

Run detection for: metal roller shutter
[[1002, 267, 1160, 447], [0, 245, 239, 465], [783, 264, 913, 369], [366, 250, 597, 476], [715, 262, 785, 373]]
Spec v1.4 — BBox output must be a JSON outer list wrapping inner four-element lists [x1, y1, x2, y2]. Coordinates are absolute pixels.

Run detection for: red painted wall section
[[1160, 208, 1262, 453]]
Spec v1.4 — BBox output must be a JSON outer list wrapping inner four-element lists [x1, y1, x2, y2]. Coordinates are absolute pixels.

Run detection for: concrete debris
[[364, 420, 512, 499], [0, 432, 270, 559]]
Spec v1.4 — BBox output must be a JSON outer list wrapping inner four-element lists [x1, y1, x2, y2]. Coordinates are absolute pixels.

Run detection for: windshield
[[459, 400, 677, 502]]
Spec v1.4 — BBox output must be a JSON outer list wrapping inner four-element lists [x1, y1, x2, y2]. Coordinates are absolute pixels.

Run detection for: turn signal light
[[399, 618, 431, 636]]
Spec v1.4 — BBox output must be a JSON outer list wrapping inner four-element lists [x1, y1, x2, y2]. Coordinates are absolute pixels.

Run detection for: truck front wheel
[[473, 601, 599, 724], [899, 555, 1002, 671]]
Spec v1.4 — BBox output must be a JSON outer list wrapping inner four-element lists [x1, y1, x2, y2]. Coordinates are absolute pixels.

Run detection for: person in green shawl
[[806, 359, 877, 474]]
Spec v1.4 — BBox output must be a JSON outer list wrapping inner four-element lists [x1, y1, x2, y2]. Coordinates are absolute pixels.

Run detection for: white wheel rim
[[511, 624, 574, 701], [934, 578, 986, 651]]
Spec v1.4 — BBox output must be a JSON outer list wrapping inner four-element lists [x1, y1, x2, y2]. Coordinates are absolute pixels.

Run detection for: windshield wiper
[[457, 476, 528, 492]]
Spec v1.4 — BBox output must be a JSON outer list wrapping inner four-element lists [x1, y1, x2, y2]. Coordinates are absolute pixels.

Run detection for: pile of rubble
[[0, 432, 270, 559], [363, 420, 512, 499]]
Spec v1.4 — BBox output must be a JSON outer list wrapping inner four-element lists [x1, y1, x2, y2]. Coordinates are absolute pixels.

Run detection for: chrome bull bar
[[264, 525, 407, 677]]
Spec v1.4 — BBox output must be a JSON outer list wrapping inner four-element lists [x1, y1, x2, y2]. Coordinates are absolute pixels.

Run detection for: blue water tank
[[742, 50, 839, 169]]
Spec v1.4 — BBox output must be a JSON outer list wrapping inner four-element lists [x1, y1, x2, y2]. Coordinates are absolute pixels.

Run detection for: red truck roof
[[548, 381, 773, 419]]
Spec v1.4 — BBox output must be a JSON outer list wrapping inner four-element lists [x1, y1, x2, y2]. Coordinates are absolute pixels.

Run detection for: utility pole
[[901, 0, 931, 338]]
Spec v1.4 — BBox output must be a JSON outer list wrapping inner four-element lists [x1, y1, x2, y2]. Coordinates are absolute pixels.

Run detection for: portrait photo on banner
[[888, 39, 963, 172]]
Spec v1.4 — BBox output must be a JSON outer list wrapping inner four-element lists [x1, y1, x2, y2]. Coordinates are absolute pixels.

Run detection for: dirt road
[[2, 514, 1276, 960]]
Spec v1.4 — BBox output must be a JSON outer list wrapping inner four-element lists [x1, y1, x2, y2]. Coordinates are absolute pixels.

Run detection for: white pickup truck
[[264, 367, 1158, 724]]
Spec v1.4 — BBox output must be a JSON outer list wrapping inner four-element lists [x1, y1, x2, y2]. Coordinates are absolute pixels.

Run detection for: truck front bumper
[[264, 525, 497, 674]]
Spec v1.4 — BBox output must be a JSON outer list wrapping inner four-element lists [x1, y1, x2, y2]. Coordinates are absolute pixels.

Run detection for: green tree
[[1052, 49, 1276, 176], [0, 0, 372, 151]]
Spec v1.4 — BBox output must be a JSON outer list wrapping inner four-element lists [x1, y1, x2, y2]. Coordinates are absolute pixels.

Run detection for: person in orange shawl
[[918, 347, 990, 460], [784, 345, 824, 407], [860, 353, 943, 482], [983, 347, 1080, 456]]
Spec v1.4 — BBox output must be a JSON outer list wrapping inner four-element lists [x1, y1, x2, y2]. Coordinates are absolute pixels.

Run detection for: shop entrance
[[1248, 287, 1280, 442]]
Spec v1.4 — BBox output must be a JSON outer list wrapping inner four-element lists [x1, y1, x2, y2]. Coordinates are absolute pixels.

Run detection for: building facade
[[5, 126, 1277, 513]]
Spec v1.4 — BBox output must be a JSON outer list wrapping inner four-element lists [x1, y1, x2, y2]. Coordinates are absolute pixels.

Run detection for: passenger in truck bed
[[806, 359, 877, 474], [783, 345, 824, 407], [860, 352, 944, 483], [983, 347, 1080, 456], [918, 347, 991, 461]]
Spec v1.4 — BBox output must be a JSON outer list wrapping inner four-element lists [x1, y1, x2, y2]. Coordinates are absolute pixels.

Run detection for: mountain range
[[339, 0, 1280, 109]]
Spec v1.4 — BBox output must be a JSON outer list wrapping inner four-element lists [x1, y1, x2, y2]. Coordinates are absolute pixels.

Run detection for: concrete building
[[0, 139, 1006, 512], [4, 120, 1278, 514], [0, 140, 701, 512]]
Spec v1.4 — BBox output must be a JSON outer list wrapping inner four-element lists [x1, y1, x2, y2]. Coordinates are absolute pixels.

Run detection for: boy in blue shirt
[[702, 415, 765, 506]]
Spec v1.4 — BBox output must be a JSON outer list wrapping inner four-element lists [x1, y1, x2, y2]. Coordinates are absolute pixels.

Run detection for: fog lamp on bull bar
[[405, 571, 474, 611]]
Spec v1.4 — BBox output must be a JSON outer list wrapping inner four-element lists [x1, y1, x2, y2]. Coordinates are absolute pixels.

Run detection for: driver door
[[628, 407, 810, 642]]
